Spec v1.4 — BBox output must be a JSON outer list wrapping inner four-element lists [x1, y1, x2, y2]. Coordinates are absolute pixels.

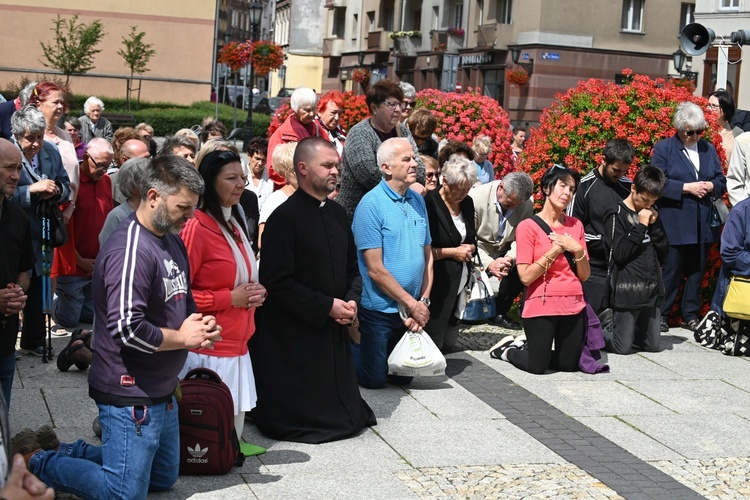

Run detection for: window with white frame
[[352, 14, 358, 39], [621, 0, 644, 32], [332, 7, 346, 39], [478, 0, 484, 25], [498, 0, 512, 25], [432, 6, 440, 30], [454, 3, 463, 29], [679, 3, 694, 32], [367, 11, 375, 32], [720, 0, 739, 9]]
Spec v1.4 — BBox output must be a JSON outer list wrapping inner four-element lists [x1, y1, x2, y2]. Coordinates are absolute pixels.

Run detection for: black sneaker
[[489, 336, 514, 359], [492, 315, 522, 330], [660, 317, 669, 333]]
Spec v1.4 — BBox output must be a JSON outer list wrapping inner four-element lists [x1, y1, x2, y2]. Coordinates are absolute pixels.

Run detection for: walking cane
[[39, 200, 54, 363]]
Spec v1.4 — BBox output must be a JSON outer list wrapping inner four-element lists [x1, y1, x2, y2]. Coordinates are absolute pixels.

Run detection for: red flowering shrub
[[520, 69, 726, 319], [267, 91, 369, 137], [416, 88, 514, 177]]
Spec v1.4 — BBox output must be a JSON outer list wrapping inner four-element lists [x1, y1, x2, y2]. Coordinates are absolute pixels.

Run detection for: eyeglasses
[[684, 129, 705, 136], [551, 163, 566, 171], [86, 153, 109, 171], [382, 100, 405, 110], [707, 103, 720, 109], [426, 172, 437, 179]]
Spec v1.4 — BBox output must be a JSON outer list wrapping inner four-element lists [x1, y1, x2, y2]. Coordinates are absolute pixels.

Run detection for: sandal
[[57, 330, 91, 372]]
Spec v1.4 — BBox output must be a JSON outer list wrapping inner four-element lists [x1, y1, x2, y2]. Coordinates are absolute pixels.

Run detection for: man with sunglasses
[[53, 138, 114, 331], [569, 138, 634, 315]]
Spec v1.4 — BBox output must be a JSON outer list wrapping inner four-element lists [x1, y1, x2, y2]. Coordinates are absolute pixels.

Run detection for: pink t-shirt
[[516, 216, 587, 318]]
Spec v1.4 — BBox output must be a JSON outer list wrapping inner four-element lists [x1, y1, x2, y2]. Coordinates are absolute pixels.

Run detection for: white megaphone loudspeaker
[[680, 23, 715, 56]]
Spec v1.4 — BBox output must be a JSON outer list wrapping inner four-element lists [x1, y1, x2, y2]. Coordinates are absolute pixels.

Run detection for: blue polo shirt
[[353, 179, 431, 313]]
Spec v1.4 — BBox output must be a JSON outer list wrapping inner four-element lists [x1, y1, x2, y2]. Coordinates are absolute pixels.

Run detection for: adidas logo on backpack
[[186, 443, 209, 463]]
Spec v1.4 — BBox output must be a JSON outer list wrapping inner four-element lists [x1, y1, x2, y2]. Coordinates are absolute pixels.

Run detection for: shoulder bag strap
[[531, 215, 576, 273]]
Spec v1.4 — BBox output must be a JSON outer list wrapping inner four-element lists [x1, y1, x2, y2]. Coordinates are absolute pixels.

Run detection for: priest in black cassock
[[254, 137, 376, 444]]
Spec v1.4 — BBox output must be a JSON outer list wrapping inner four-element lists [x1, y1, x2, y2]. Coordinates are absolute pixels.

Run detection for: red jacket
[[266, 115, 319, 189], [180, 210, 256, 357]]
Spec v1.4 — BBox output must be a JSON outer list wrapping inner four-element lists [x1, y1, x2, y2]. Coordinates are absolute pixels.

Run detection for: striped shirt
[[89, 212, 196, 405]]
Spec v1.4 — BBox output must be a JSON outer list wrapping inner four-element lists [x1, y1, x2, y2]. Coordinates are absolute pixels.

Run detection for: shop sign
[[542, 52, 560, 60], [460, 53, 494, 66]]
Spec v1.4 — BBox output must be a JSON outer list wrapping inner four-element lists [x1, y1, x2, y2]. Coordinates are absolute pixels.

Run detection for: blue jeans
[[352, 307, 413, 389], [54, 276, 94, 328], [0, 352, 15, 409], [29, 397, 179, 499]]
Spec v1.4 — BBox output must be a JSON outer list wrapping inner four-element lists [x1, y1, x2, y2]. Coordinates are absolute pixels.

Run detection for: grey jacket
[[336, 118, 425, 221]]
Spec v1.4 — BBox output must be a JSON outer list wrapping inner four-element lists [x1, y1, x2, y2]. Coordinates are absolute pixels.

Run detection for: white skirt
[[179, 351, 257, 415]]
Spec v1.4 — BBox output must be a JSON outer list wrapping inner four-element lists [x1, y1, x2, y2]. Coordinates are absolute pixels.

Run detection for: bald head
[[120, 139, 150, 166], [0, 138, 22, 197]]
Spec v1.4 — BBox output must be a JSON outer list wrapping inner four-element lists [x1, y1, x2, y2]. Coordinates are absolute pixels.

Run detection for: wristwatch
[[420, 297, 431, 307]]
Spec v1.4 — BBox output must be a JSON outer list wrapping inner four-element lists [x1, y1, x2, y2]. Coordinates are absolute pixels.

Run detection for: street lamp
[[672, 48, 698, 85], [243, 0, 263, 151], [509, 46, 534, 76]]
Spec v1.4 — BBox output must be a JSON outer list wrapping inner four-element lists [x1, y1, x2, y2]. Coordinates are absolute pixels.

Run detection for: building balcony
[[324, 0, 344, 8], [392, 35, 423, 57], [366, 30, 392, 52], [323, 37, 348, 57], [477, 24, 497, 48], [431, 30, 463, 53]]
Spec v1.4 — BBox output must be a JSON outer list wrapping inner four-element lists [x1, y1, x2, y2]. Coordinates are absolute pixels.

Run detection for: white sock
[[234, 411, 245, 441]]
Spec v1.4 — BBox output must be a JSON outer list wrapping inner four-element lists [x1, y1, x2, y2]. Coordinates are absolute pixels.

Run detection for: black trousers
[[581, 271, 609, 316], [20, 275, 45, 350], [495, 266, 524, 316], [660, 243, 709, 321], [507, 311, 585, 374]]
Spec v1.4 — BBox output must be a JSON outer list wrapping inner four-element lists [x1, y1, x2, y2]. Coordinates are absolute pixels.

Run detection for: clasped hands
[[547, 232, 584, 258], [488, 256, 513, 278], [330, 298, 358, 326], [684, 181, 714, 199], [0, 283, 27, 316], [182, 313, 222, 350], [403, 299, 430, 332], [231, 281, 267, 309]]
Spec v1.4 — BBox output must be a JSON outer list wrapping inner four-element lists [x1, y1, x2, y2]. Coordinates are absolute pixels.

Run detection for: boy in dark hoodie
[[603, 165, 669, 354]]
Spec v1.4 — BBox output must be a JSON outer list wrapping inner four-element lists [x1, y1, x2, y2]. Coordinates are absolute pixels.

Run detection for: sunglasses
[[403, 100, 415, 108], [426, 172, 437, 179], [684, 129, 705, 137]]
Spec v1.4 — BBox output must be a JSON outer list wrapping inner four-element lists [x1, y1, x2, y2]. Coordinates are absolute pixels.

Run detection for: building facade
[[692, 0, 748, 108], [0, 0, 216, 105], [320, 0, 695, 128]]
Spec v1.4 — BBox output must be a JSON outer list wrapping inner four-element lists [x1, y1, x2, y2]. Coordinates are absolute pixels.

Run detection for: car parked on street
[[254, 97, 287, 116]]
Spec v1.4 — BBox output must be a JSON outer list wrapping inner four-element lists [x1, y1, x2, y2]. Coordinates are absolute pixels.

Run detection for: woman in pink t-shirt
[[492, 164, 591, 373]]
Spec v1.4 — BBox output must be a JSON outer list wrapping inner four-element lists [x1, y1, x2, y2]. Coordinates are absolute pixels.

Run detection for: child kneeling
[[603, 166, 669, 353]]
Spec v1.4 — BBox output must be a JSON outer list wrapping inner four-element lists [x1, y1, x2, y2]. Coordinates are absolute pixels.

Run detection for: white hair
[[290, 87, 318, 113], [377, 137, 411, 176], [84, 96, 105, 113]]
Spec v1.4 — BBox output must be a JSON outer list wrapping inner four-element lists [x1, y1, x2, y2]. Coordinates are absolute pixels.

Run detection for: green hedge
[[65, 95, 272, 138]]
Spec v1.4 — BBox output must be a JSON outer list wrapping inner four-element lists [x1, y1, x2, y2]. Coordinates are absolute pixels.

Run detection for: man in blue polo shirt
[[352, 137, 433, 389]]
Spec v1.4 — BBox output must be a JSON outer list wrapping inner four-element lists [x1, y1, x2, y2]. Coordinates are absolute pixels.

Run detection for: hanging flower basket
[[248, 40, 284, 76], [218, 41, 251, 72], [506, 68, 529, 86], [352, 67, 371, 85]]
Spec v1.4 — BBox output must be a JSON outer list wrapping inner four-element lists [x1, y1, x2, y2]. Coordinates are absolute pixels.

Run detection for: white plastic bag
[[387, 330, 447, 377]]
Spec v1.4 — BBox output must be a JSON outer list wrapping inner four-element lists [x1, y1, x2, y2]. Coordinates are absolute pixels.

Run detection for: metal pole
[[212, 0, 220, 120], [243, 24, 257, 152], [233, 72, 238, 129]]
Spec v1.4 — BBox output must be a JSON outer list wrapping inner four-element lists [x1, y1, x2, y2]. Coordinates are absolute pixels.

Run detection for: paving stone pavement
[[9, 322, 750, 499]]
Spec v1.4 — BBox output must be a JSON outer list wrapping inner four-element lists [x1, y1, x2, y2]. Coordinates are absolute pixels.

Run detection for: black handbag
[[36, 200, 69, 248]]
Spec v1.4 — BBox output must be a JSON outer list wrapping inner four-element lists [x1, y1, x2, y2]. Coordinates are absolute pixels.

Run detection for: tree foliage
[[39, 15, 105, 85], [117, 26, 156, 77]]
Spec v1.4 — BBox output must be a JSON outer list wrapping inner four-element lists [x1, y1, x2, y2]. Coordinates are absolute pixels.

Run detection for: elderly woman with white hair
[[266, 87, 318, 188], [78, 96, 114, 143], [11, 105, 71, 356], [424, 154, 477, 351], [651, 101, 726, 332]]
